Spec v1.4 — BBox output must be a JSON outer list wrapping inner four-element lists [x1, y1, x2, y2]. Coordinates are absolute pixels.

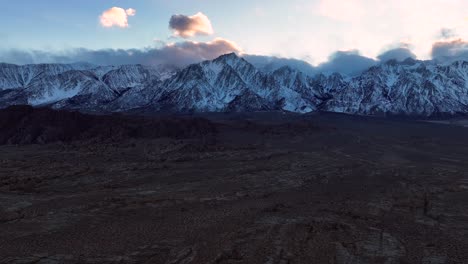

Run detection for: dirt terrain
[[1, 108, 468, 263]]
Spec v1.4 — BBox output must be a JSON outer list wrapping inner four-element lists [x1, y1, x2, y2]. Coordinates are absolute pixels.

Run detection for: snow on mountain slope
[[0, 63, 176, 108], [269, 66, 318, 112], [0, 63, 96, 90], [156, 63, 239, 111], [26, 70, 113, 106], [154, 53, 317, 112], [1, 54, 468, 116], [0, 63, 30, 89], [102, 65, 165, 94], [324, 59, 468, 116], [104, 81, 163, 112]]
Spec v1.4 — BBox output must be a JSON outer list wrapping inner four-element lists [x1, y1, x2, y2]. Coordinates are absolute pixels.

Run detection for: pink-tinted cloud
[[100, 7, 136, 28], [169, 12, 214, 38], [0, 38, 242, 67], [160, 38, 241, 63], [432, 39, 468, 61]]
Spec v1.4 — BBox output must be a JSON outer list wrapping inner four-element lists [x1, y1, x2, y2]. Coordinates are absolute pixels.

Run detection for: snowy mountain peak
[[214, 52, 241, 61], [1, 56, 468, 117], [212, 53, 254, 70]]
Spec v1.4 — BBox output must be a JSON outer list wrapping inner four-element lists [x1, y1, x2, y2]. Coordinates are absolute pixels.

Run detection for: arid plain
[[1, 107, 468, 263]]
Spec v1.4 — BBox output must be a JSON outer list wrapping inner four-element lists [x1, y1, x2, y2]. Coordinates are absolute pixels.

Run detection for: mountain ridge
[[1, 53, 468, 117]]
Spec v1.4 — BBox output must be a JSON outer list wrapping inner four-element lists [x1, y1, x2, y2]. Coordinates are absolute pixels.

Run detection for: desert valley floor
[[1, 108, 468, 263]]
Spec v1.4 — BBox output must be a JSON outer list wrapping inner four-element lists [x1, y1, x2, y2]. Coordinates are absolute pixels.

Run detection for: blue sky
[[1, 0, 467, 65], [1, 0, 276, 49]]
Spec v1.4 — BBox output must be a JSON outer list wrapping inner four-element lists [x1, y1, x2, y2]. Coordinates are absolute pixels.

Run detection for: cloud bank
[[100, 7, 136, 28], [314, 46, 419, 76], [314, 50, 376, 76], [169, 12, 214, 38], [377, 47, 416, 62], [2, 37, 468, 77], [0, 38, 241, 67], [309, 0, 468, 61], [431, 39, 468, 62], [243, 55, 316, 75], [243, 46, 420, 77]]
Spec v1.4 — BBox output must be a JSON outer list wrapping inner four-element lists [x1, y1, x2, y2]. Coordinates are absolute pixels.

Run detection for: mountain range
[[1, 53, 468, 116]]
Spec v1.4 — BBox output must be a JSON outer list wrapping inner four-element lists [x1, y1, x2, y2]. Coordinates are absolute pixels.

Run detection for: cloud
[[169, 12, 214, 38], [4, 37, 466, 78], [377, 47, 417, 62], [431, 39, 468, 62], [243, 47, 417, 76], [125, 8, 136, 16], [312, 46, 418, 75], [315, 50, 377, 76], [242, 55, 316, 75], [310, 0, 468, 60], [100, 7, 136, 28], [0, 38, 241, 67], [439, 28, 457, 40], [160, 38, 241, 64]]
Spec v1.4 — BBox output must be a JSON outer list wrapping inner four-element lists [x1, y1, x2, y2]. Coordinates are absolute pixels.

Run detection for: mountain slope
[[1, 54, 468, 116], [0, 63, 176, 110], [325, 59, 468, 115]]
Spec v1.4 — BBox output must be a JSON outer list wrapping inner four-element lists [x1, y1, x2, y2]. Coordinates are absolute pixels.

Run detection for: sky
[[1, 0, 468, 67]]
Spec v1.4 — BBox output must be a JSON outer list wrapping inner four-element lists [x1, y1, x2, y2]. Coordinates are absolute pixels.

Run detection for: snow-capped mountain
[[151, 53, 318, 113], [0, 62, 94, 89], [326, 59, 468, 116], [1, 53, 468, 116], [0, 63, 177, 110]]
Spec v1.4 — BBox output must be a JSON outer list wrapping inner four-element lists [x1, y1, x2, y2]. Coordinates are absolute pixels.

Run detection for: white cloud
[[309, 0, 468, 60], [125, 8, 136, 17], [100, 7, 136, 28]]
